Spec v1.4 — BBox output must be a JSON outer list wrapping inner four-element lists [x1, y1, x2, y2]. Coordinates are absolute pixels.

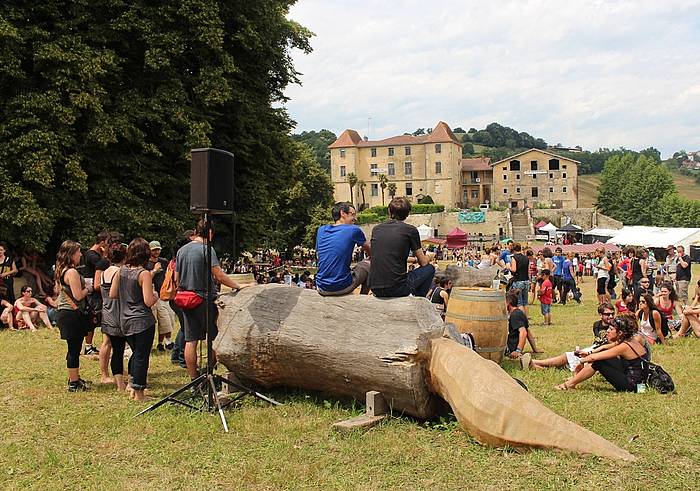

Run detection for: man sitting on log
[[369, 196, 435, 298], [315, 202, 371, 296]]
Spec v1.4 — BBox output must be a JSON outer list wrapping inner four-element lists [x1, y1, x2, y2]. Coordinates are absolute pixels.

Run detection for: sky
[[284, 0, 700, 157]]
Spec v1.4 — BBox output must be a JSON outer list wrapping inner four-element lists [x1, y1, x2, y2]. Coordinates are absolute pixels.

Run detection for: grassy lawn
[[1, 266, 699, 489], [578, 172, 700, 208]]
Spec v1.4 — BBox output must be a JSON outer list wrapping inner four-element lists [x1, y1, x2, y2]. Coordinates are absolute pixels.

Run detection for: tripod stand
[[136, 212, 279, 431]]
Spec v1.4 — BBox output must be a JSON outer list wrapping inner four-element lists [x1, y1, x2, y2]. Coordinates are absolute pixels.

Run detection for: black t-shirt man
[[507, 309, 529, 353], [146, 257, 169, 293], [369, 220, 421, 291], [676, 254, 691, 281]]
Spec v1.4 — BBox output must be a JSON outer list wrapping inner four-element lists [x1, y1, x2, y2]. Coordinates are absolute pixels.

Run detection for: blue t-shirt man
[[562, 258, 574, 280], [552, 254, 565, 277], [315, 224, 366, 292]]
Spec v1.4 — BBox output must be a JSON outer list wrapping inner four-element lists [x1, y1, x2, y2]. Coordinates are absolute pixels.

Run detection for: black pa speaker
[[190, 148, 234, 214]]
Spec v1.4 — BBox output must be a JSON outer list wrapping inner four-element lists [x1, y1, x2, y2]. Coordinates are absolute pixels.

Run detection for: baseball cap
[[149, 240, 162, 250]]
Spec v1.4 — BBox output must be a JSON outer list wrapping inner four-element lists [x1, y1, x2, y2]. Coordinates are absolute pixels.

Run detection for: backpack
[[627, 342, 675, 394], [159, 259, 177, 301]]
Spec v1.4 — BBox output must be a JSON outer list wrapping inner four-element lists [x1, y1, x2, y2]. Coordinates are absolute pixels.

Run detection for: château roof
[[460, 157, 492, 172], [491, 148, 581, 166], [328, 121, 461, 149]]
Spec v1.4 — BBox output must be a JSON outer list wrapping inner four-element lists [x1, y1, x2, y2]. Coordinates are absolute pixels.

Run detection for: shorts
[[182, 300, 219, 342], [540, 303, 551, 315], [511, 280, 530, 307], [596, 277, 608, 295], [676, 280, 689, 303]]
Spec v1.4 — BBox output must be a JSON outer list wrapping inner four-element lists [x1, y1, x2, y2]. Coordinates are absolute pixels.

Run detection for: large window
[[388, 162, 395, 176], [532, 187, 538, 197], [435, 161, 442, 174], [531, 160, 538, 171], [562, 172, 567, 179], [549, 159, 560, 170], [406, 182, 413, 196], [509, 160, 521, 171], [340, 165, 346, 177], [371, 148, 377, 157], [435, 143, 442, 154], [471, 190, 478, 199], [370, 163, 378, 175], [371, 184, 378, 196], [404, 146, 411, 156], [404, 161, 412, 175], [388, 147, 395, 157]]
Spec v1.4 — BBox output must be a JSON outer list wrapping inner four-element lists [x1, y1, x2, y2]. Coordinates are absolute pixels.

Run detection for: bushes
[[418, 195, 435, 204], [356, 212, 380, 225], [357, 203, 445, 224]]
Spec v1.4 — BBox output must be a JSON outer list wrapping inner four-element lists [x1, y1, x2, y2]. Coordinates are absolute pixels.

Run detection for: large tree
[[0, 0, 316, 255]]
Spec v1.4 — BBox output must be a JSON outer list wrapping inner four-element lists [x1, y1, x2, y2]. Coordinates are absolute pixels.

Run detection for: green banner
[[458, 211, 485, 224]]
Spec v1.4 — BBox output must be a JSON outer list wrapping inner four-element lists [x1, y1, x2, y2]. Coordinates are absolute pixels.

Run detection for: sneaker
[[520, 353, 532, 371], [156, 343, 165, 352], [84, 346, 99, 356], [165, 342, 174, 350], [68, 379, 90, 392]]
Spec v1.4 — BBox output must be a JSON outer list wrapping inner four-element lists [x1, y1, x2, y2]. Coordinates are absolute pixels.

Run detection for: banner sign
[[458, 211, 485, 224]]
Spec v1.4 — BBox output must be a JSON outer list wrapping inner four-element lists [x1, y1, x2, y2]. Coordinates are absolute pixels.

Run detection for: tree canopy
[[291, 129, 336, 173], [0, 0, 329, 256]]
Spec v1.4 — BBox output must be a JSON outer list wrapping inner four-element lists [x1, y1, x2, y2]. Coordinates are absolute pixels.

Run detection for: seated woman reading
[[554, 315, 647, 392]]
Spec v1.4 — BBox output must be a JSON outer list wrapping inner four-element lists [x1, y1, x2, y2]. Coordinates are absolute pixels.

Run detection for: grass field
[[578, 172, 700, 208], [2, 267, 699, 489]]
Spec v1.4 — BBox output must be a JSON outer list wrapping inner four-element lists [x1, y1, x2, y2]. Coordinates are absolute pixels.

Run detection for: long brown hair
[[125, 238, 150, 267], [55, 240, 81, 286]]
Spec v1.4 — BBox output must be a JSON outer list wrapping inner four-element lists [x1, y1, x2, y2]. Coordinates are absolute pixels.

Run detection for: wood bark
[[214, 285, 446, 419]]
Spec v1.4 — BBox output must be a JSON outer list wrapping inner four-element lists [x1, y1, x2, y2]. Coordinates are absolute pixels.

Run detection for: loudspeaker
[[190, 148, 234, 214]]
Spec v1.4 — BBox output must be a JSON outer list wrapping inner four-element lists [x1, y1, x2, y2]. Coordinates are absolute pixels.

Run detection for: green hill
[[577, 172, 700, 208]]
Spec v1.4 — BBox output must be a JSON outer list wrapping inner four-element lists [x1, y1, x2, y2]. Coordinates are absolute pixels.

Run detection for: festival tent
[[539, 222, 558, 240], [417, 224, 433, 241], [558, 223, 583, 232], [423, 237, 446, 245], [534, 220, 548, 229], [582, 228, 624, 244], [530, 242, 620, 255], [606, 226, 700, 250], [446, 227, 469, 248]]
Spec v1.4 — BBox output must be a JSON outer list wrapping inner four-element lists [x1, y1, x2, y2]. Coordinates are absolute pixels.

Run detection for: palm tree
[[346, 172, 358, 206], [378, 174, 388, 206], [387, 182, 397, 200], [357, 179, 366, 209]]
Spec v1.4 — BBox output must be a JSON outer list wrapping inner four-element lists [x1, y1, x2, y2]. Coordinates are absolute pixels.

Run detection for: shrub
[[412, 204, 444, 214], [418, 195, 434, 204], [356, 212, 381, 224], [367, 206, 388, 216]]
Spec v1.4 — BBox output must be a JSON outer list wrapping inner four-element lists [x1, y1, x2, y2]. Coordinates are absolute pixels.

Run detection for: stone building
[[460, 157, 492, 208], [328, 122, 462, 208]]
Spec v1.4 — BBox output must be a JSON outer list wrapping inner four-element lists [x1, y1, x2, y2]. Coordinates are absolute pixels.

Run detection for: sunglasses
[[602, 312, 614, 316]]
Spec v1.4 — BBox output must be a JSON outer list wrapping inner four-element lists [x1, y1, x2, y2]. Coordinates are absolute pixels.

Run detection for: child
[[538, 268, 553, 325]]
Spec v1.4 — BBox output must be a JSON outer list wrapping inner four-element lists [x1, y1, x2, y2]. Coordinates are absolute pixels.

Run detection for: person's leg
[[351, 259, 371, 294], [556, 363, 596, 389], [592, 358, 636, 391], [99, 334, 114, 383], [561, 279, 571, 305], [677, 281, 689, 305], [184, 340, 199, 379], [66, 335, 83, 388], [170, 300, 186, 365], [530, 353, 567, 369], [127, 325, 155, 401], [84, 329, 95, 352], [526, 329, 543, 353], [110, 336, 127, 390], [183, 302, 206, 379], [407, 264, 435, 297]]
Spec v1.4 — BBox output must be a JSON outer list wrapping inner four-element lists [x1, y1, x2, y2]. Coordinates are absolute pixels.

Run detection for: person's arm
[[138, 270, 157, 308], [413, 248, 430, 267], [678, 255, 689, 269], [674, 301, 684, 319], [109, 268, 121, 299], [509, 327, 528, 358], [640, 258, 647, 278], [508, 256, 517, 273], [440, 289, 449, 308], [66, 269, 90, 301], [579, 342, 626, 363], [212, 265, 255, 291], [653, 310, 665, 343], [14, 299, 34, 312]]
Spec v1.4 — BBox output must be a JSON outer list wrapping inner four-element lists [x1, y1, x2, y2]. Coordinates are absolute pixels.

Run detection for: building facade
[[491, 149, 579, 209], [460, 157, 492, 208], [328, 122, 462, 209]]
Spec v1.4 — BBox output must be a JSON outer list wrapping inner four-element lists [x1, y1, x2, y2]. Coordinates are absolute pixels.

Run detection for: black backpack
[[628, 342, 675, 394]]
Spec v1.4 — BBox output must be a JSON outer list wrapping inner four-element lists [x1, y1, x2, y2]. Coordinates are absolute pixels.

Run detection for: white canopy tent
[[417, 224, 433, 241], [539, 222, 558, 240], [605, 226, 700, 250]]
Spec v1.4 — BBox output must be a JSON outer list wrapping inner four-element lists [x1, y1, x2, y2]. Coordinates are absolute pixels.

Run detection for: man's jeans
[[169, 300, 186, 366], [372, 264, 436, 298]]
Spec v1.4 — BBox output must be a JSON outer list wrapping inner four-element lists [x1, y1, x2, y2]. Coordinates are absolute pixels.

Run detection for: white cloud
[[284, 0, 700, 156]]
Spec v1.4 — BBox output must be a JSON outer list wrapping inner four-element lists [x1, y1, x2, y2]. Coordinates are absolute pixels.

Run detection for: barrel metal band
[[475, 345, 507, 353], [445, 312, 508, 322], [451, 292, 503, 302]]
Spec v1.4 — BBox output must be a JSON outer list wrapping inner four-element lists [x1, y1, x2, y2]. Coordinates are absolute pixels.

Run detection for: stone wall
[[530, 208, 622, 230]]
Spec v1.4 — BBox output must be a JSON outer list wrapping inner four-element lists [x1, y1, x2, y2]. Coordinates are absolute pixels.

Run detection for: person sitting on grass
[[537, 269, 553, 326], [505, 290, 542, 359], [1, 297, 14, 329], [13, 285, 52, 331], [674, 279, 700, 338], [552, 315, 647, 392], [637, 293, 666, 344], [615, 289, 636, 314]]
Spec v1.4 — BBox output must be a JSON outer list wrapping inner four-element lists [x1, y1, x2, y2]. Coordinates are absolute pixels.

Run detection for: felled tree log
[[442, 264, 500, 288], [215, 285, 634, 460], [214, 285, 445, 419]]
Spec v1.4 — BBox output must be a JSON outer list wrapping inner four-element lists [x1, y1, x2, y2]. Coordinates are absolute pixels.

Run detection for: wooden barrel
[[444, 287, 508, 364]]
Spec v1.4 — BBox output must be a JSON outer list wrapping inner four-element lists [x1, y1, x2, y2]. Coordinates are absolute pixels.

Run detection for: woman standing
[[109, 238, 157, 401], [54, 241, 92, 392], [637, 293, 665, 344], [594, 248, 611, 305], [0, 243, 18, 303], [99, 244, 127, 389]]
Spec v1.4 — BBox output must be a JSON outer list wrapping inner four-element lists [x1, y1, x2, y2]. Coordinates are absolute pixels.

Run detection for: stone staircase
[[510, 210, 532, 241]]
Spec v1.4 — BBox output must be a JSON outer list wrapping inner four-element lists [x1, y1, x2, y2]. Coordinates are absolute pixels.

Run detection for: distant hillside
[[578, 172, 700, 208]]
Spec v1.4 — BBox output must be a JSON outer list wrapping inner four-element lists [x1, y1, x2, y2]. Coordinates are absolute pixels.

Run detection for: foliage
[[470, 123, 546, 150], [418, 195, 434, 204], [596, 153, 675, 225], [0, 0, 315, 255], [291, 129, 337, 173], [356, 212, 380, 224], [550, 147, 661, 175], [345, 172, 358, 206], [378, 174, 388, 206], [462, 142, 475, 156], [357, 179, 366, 207], [367, 204, 444, 216], [387, 182, 397, 198], [654, 193, 700, 227], [534, 202, 553, 209]]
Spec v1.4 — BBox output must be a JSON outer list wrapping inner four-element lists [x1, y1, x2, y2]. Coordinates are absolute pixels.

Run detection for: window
[[549, 159, 560, 170], [549, 173, 554, 179], [388, 162, 395, 176], [503, 175, 508, 181], [340, 166, 346, 177], [405, 146, 411, 156], [404, 161, 412, 175], [502, 166, 507, 171], [509, 160, 520, 171], [435, 161, 442, 174], [339, 149, 346, 158], [516, 187, 521, 194], [532, 187, 538, 197], [471, 190, 478, 199], [406, 182, 413, 196], [388, 147, 394, 157], [531, 161, 538, 171], [532, 173, 537, 180], [371, 184, 378, 196], [371, 148, 377, 157], [562, 172, 567, 179], [435, 144, 442, 154], [516, 174, 521, 180], [503, 188, 508, 194], [563, 164, 567, 169], [549, 187, 554, 193], [370, 163, 378, 175], [563, 186, 568, 193]]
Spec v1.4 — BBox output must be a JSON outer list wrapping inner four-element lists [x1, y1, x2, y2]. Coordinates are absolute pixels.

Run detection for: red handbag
[[174, 290, 204, 310]]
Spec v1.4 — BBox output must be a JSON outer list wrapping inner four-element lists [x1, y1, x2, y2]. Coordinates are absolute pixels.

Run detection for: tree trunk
[[214, 285, 446, 419]]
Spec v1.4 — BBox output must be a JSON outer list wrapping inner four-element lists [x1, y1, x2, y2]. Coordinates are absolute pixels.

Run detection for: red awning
[[423, 237, 446, 245], [534, 220, 548, 229], [446, 227, 469, 248]]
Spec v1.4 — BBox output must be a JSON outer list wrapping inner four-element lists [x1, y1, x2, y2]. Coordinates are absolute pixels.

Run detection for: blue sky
[[284, 0, 700, 157]]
